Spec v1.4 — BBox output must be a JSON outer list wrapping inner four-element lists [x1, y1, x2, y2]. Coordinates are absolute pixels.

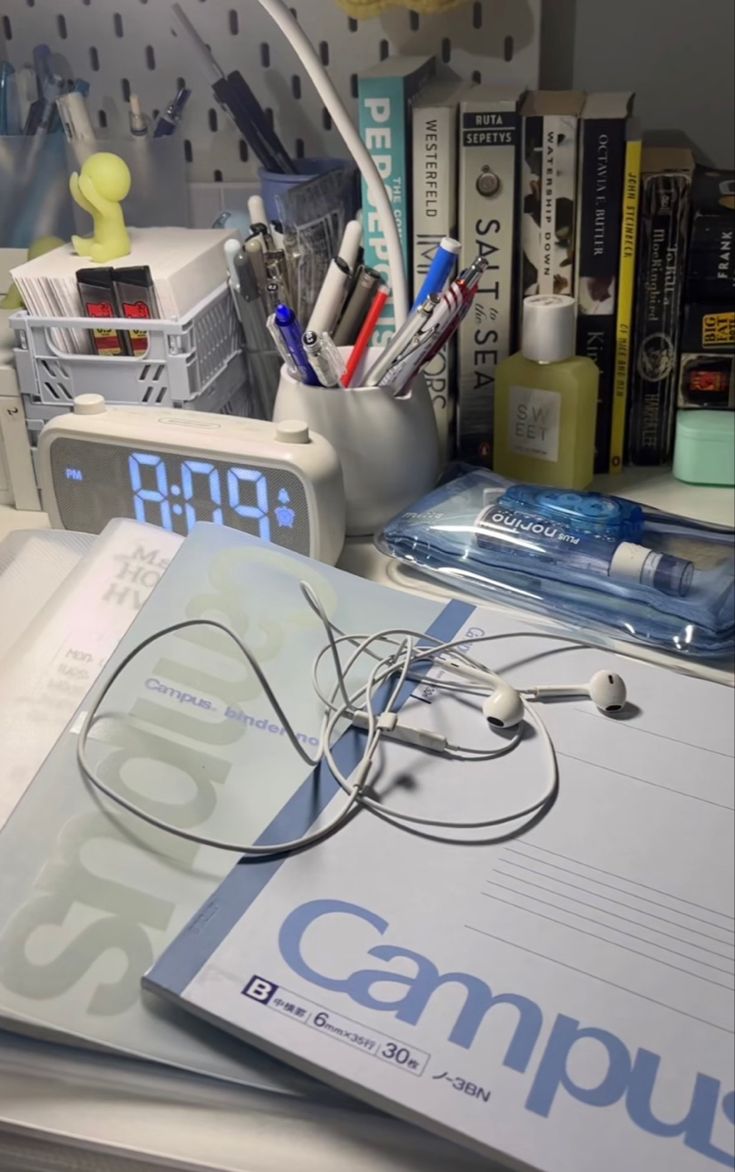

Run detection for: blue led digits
[[124, 452, 298, 542], [227, 468, 271, 542], [129, 452, 173, 531], [180, 460, 224, 530]]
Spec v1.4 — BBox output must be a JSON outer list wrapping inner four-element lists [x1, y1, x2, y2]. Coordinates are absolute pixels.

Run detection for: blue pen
[[153, 86, 191, 137], [274, 304, 319, 385], [412, 236, 462, 309]]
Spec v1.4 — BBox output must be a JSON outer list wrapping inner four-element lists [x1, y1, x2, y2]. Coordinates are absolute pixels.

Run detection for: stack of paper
[[10, 227, 237, 326]]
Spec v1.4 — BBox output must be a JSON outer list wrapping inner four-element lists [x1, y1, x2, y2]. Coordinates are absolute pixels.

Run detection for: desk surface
[[0, 464, 733, 1172], [2, 465, 733, 544]]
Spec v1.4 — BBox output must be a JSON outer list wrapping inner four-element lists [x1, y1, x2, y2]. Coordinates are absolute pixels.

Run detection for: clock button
[[275, 419, 310, 445], [74, 394, 106, 415]]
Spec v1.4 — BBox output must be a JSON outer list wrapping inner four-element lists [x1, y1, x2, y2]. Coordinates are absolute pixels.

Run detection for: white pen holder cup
[[273, 347, 441, 536]]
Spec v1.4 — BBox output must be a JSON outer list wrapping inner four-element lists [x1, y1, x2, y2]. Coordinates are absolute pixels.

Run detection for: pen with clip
[[244, 230, 268, 285], [171, 3, 295, 173], [153, 85, 191, 136], [263, 250, 291, 312], [302, 330, 344, 387], [226, 240, 281, 415], [333, 266, 382, 346], [306, 255, 352, 336], [272, 304, 318, 385], [412, 236, 461, 309], [379, 256, 489, 396], [363, 294, 440, 387]]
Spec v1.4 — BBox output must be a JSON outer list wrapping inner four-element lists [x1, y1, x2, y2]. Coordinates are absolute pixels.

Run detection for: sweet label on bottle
[[507, 385, 561, 462]]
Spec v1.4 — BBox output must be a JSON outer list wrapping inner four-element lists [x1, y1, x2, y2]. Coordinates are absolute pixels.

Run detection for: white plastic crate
[[11, 283, 246, 411]]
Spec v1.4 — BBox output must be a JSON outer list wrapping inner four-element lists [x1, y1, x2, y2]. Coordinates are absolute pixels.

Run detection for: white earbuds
[[482, 686, 526, 729], [525, 671, 628, 714], [479, 670, 627, 729]]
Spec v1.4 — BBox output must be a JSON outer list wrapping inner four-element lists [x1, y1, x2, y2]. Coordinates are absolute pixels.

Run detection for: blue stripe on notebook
[[145, 598, 474, 996]]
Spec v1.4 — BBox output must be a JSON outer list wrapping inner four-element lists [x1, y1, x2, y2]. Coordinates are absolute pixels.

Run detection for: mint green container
[[673, 410, 735, 485]]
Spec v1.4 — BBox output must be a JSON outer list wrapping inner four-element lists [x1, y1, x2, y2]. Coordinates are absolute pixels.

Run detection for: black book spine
[[575, 119, 627, 472], [628, 172, 692, 464], [686, 217, 735, 300]]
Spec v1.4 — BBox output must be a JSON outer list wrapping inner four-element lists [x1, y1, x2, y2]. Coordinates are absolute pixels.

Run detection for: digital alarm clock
[[37, 396, 346, 564]]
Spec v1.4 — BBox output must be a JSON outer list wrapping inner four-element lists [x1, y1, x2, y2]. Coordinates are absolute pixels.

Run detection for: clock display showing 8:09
[[48, 437, 310, 553]]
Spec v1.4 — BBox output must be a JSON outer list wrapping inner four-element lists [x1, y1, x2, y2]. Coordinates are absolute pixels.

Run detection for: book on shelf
[[685, 167, 735, 301], [518, 91, 584, 303], [627, 146, 695, 464], [609, 118, 643, 472], [457, 85, 524, 465], [411, 78, 468, 458], [574, 92, 634, 473], [676, 167, 735, 411], [358, 54, 436, 344], [144, 526, 735, 1172], [677, 301, 735, 409]]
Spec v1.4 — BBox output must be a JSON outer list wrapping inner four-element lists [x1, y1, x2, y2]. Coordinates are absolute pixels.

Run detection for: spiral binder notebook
[[140, 530, 734, 1171], [0, 523, 440, 1096]]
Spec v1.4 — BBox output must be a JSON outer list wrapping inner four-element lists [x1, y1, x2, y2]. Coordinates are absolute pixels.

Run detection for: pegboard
[[1, 0, 541, 183]]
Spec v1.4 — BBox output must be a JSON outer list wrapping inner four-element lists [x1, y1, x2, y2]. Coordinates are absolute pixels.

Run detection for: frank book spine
[[457, 88, 522, 465], [574, 98, 630, 472], [628, 149, 694, 464]]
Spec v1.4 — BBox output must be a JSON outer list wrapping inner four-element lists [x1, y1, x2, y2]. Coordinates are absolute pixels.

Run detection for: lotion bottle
[[493, 295, 599, 489]]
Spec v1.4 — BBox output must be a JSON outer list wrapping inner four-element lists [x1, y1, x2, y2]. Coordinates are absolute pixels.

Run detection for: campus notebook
[[0, 522, 442, 1095], [144, 529, 735, 1170]]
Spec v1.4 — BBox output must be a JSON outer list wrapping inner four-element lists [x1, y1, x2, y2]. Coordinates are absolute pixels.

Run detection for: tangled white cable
[[76, 581, 627, 856]]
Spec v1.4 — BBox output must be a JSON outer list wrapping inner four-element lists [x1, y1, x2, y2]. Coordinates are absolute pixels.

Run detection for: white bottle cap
[[609, 541, 655, 585], [521, 294, 576, 363]]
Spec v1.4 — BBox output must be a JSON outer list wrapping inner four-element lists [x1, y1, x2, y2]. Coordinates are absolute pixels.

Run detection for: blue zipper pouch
[[376, 467, 735, 660]]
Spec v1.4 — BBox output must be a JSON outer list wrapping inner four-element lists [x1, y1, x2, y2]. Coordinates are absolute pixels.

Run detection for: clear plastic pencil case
[[376, 467, 735, 660]]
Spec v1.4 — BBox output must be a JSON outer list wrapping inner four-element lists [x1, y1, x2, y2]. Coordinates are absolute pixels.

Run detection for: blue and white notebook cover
[[0, 523, 440, 1094], [145, 530, 734, 1170]]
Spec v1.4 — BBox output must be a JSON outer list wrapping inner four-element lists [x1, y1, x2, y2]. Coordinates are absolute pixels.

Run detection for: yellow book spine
[[609, 134, 642, 472]]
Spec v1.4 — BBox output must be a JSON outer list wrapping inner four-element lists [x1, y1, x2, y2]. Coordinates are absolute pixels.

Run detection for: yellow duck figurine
[[70, 152, 132, 263]]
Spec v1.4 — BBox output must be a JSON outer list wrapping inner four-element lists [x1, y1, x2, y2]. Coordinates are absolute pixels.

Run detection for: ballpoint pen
[[128, 93, 149, 137], [247, 194, 268, 228], [266, 312, 297, 375], [380, 257, 489, 396], [263, 250, 291, 310], [171, 3, 295, 173], [225, 239, 282, 414], [342, 286, 389, 387], [302, 330, 344, 387], [153, 85, 191, 137], [412, 236, 461, 309], [244, 232, 268, 297], [333, 266, 382, 345], [363, 294, 440, 387], [272, 304, 319, 385], [336, 218, 363, 271], [307, 255, 351, 336]]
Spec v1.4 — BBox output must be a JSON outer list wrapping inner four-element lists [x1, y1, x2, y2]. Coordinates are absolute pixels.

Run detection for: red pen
[[342, 286, 389, 387]]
